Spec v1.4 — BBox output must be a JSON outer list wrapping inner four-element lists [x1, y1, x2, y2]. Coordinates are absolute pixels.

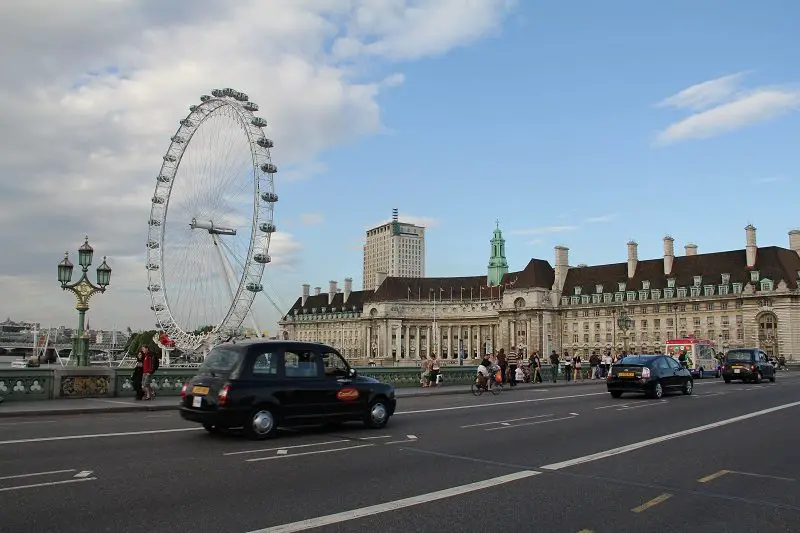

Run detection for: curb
[[0, 380, 605, 418], [0, 404, 178, 419]]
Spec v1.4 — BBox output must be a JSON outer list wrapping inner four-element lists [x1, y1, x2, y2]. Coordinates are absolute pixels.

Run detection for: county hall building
[[279, 224, 800, 364]]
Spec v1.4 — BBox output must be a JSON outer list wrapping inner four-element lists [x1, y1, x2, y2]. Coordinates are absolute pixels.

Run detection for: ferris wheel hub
[[189, 217, 237, 236]]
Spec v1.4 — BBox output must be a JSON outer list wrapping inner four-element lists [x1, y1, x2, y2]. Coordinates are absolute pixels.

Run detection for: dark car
[[179, 340, 396, 439], [607, 354, 693, 399], [721, 348, 776, 384]]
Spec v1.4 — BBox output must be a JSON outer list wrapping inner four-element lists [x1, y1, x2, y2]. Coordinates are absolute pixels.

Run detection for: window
[[594, 333, 600, 342], [571, 296, 579, 305], [694, 317, 701, 327], [574, 287, 582, 296], [603, 293, 613, 303], [732, 283, 743, 294], [615, 293, 623, 302], [201, 347, 243, 373], [693, 276, 702, 287], [618, 282, 626, 292], [572, 334, 579, 343], [677, 288, 687, 298], [642, 281, 651, 290], [750, 271, 760, 282], [592, 294, 600, 304], [761, 279, 773, 291], [322, 351, 350, 377], [721, 302, 728, 310], [651, 289, 661, 300], [703, 285, 714, 297], [596, 284, 604, 293], [665, 288, 674, 298], [640, 320, 648, 330], [284, 349, 320, 378], [690, 287, 700, 297], [583, 309, 590, 317], [719, 285, 729, 295], [627, 291, 637, 301], [706, 302, 714, 311], [639, 290, 648, 301], [707, 316, 715, 325], [252, 351, 277, 375], [584, 322, 590, 331], [595, 322, 601, 330], [583, 334, 589, 343], [654, 319, 661, 329], [721, 273, 730, 284], [561, 297, 569, 306], [667, 278, 676, 288], [721, 316, 730, 326]]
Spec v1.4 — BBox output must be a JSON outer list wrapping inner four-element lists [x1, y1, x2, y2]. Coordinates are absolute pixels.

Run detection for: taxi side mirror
[[349, 367, 357, 378]]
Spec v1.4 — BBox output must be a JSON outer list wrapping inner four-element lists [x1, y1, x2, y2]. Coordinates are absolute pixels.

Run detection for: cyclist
[[476, 356, 493, 390]]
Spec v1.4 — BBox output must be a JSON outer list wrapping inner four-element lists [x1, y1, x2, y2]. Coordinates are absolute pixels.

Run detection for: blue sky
[[276, 1, 800, 304]]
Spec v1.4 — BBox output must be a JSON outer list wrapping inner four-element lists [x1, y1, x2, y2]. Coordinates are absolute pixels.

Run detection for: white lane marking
[[406, 435, 417, 439], [0, 477, 97, 493], [616, 401, 668, 411], [87, 399, 141, 406], [569, 412, 579, 416], [277, 450, 288, 455], [0, 469, 76, 481], [358, 435, 392, 440], [460, 414, 553, 429], [223, 440, 348, 456], [73, 470, 93, 479], [540, 400, 800, 471], [246, 470, 539, 532], [501, 422, 511, 426], [246, 444, 374, 462], [485, 415, 576, 431], [0, 427, 202, 446], [384, 439, 419, 445], [396, 392, 606, 415], [0, 420, 56, 426], [595, 404, 627, 410]]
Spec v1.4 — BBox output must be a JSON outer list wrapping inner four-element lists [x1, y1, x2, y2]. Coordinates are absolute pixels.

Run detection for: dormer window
[[651, 289, 661, 299], [642, 280, 650, 290], [570, 296, 580, 305], [761, 279, 773, 292], [690, 287, 700, 297], [592, 294, 600, 304], [581, 295, 590, 304], [639, 290, 648, 300], [667, 278, 676, 289], [750, 271, 759, 282], [626, 291, 636, 301], [732, 282, 743, 294], [677, 287, 687, 298], [693, 276, 702, 287], [614, 292, 623, 302], [703, 285, 714, 297], [603, 293, 612, 303], [596, 284, 603, 294], [721, 273, 730, 284], [574, 286, 582, 296], [561, 297, 569, 306], [618, 282, 626, 292], [719, 285, 729, 295]]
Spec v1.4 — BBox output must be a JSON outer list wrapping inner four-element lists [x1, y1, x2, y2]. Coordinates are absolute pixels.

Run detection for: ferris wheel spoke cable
[[219, 238, 286, 318]]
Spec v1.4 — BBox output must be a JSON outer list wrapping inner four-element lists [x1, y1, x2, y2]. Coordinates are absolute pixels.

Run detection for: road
[[0, 375, 799, 532]]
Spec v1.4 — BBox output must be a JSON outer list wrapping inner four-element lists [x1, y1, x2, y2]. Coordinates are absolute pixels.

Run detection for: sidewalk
[[0, 379, 604, 419]]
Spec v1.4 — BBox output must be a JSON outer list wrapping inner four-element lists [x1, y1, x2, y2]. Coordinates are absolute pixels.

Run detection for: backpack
[[151, 354, 160, 373]]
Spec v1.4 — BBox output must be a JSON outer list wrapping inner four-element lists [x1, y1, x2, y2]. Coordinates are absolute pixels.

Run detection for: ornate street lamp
[[617, 310, 633, 354], [57, 237, 112, 366]]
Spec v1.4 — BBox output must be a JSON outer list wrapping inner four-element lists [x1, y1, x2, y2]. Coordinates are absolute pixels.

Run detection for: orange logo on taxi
[[337, 388, 359, 401]]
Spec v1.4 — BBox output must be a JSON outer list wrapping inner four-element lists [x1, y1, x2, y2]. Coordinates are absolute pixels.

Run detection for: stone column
[[467, 325, 473, 358], [404, 325, 410, 360], [415, 325, 421, 359]]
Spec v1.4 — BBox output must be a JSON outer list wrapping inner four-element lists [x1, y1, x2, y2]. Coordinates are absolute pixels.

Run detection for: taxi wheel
[[364, 398, 390, 429], [754, 372, 762, 384], [650, 381, 664, 399], [682, 379, 693, 395], [244, 407, 278, 440]]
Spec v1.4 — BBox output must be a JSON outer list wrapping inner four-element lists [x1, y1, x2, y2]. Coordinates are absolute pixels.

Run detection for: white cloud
[[0, 0, 514, 333], [527, 239, 542, 246], [300, 213, 325, 226], [512, 225, 578, 236], [657, 72, 748, 111], [585, 214, 617, 223], [654, 73, 800, 145]]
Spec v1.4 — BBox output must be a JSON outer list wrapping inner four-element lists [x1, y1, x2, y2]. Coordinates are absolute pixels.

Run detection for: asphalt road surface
[[1, 375, 799, 533]]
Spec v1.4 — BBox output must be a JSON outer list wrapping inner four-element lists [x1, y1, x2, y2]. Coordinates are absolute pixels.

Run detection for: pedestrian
[[563, 350, 572, 382], [549, 350, 559, 383], [497, 349, 507, 384], [141, 346, 154, 400], [132, 351, 144, 400], [589, 351, 600, 379], [532, 351, 542, 383], [507, 350, 518, 386], [573, 353, 583, 380]]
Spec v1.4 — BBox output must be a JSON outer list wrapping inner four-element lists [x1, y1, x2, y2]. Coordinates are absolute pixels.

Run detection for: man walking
[[507, 350, 518, 387], [549, 350, 560, 383]]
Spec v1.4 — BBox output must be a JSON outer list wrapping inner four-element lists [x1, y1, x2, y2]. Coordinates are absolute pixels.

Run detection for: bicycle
[[471, 373, 501, 396]]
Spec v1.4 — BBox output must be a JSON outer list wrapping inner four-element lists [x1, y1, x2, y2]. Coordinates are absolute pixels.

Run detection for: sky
[[1, 0, 799, 335]]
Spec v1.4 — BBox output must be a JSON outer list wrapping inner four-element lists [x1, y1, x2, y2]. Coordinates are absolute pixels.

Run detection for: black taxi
[[179, 340, 397, 439], [607, 354, 694, 399]]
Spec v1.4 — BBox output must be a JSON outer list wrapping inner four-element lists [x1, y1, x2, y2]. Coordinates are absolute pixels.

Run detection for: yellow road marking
[[698, 469, 794, 483], [631, 493, 672, 513], [698, 470, 731, 483]]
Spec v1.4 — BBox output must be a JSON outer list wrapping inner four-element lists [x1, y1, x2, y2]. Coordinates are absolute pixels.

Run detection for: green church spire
[[487, 219, 509, 286]]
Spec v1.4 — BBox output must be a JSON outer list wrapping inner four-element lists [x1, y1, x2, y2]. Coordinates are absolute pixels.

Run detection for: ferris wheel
[[145, 88, 278, 352]]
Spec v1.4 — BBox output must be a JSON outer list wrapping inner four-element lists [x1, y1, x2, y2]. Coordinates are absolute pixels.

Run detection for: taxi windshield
[[725, 350, 753, 362], [619, 355, 655, 365], [201, 347, 242, 374]]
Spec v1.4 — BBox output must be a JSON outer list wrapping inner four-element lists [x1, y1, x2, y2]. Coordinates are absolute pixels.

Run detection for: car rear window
[[200, 347, 243, 373], [726, 350, 753, 362], [618, 355, 654, 365]]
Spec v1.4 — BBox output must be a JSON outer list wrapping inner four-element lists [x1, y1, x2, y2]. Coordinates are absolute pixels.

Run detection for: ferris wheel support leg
[[212, 235, 262, 338]]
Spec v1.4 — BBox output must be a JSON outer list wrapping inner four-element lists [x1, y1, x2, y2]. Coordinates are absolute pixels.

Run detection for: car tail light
[[180, 383, 188, 398], [218, 385, 231, 407], [641, 367, 651, 379], [750, 364, 756, 372]]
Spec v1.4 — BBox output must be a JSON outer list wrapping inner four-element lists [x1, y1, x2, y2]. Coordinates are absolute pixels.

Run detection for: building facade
[[362, 209, 426, 290], [281, 225, 800, 364]]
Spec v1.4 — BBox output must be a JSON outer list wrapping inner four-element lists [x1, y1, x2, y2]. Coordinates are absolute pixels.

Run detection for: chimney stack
[[789, 230, 800, 258], [314, 286, 321, 296], [745, 224, 757, 268], [554, 246, 569, 291], [684, 243, 698, 256], [627, 240, 638, 279], [328, 280, 337, 305], [663, 236, 675, 276], [301, 283, 310, 306], [344, 277, 353, 302], [374, 271, 388, 291]]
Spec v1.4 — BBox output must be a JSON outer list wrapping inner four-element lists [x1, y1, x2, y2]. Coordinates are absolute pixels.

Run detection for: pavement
[[0, 377, 602, 418], [0, 374, 798, 532]]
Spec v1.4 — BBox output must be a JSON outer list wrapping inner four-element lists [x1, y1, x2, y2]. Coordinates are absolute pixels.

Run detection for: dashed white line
[[0, 469, 76, 481], [460, 414, 554, 429], [395, 392, 606, 415], [0, 427, 203, 446], [246, 444, 374, 462], [485, 415, 577, 432], [0, 477, 97, 493], [223, 440, 347, 456], [73, 470, 93, 479]]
